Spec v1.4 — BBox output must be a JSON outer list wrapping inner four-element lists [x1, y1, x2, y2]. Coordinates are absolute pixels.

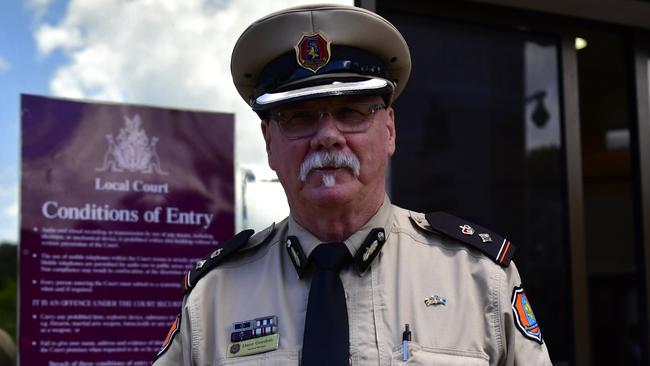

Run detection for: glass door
[[376, 2, 650, 364], [578, 29, 647, 365], [380, 9, 572, 365]]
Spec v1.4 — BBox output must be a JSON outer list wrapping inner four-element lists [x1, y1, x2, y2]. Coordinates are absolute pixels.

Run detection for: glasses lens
[[333, 103, 384, 132], [275, 110, 319, 139], [271, 102, 385, 139]]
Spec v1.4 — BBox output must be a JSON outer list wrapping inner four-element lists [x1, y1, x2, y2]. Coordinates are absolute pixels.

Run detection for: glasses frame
[[268, 102, 386, 140]]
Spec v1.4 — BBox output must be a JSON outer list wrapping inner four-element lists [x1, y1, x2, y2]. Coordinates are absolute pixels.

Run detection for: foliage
[[0, 243, 16, 341], [0, 277, 16, 340]]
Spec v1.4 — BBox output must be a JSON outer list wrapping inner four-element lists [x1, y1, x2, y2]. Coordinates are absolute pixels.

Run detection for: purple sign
[[19, 94, 234, 366]]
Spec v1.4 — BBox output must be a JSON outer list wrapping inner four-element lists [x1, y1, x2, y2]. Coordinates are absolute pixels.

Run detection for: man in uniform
[[152, 4, 552, 365]]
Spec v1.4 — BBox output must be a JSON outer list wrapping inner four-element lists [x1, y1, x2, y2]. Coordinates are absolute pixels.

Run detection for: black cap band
[[252, 45, 391, 104]]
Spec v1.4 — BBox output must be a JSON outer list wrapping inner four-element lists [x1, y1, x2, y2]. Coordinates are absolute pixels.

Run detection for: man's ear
[[386, 107, 396, 156], [261, 120, 275, 169], [261, 120, 272, 154]]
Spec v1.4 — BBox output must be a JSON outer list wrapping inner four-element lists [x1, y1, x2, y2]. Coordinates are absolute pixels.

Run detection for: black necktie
[[301, 243, 352, 365]]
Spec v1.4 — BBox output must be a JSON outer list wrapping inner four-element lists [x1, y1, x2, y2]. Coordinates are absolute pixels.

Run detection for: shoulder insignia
[[424, 212, 515, 267], [183, 229, 254, 294]]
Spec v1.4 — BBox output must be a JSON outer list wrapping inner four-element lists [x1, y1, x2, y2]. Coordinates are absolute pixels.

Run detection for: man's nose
[[309, 114, 346, 149]]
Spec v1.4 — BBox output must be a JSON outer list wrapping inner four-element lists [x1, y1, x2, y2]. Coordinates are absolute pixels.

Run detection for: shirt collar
[[285, 195, 394, 277]]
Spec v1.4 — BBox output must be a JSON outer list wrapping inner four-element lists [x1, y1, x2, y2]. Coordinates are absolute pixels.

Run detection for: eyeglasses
[[268, 102, 386, 140]]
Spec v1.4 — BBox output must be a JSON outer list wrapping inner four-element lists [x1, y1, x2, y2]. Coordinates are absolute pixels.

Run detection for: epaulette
[[182, 223, 278, 294], [424, 212, 515, 267], [182, 229, 254, 294]]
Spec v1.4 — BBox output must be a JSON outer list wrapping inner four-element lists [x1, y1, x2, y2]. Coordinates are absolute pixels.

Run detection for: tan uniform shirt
[[153, 197, 552, 365]]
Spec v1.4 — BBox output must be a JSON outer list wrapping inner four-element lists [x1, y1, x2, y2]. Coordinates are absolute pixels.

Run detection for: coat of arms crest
[[294, 32, 331, 73], [96, 114, 168, 175]]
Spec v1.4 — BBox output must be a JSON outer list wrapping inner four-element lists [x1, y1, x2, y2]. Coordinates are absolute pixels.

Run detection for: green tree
[[0, 243, 17, 341]]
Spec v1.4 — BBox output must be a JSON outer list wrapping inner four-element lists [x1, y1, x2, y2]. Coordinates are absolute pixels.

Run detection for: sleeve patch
[[511, 286, 543, 344]]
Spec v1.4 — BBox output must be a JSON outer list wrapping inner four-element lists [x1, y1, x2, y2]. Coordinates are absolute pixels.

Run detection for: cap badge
[[295, 32, 331, 73]]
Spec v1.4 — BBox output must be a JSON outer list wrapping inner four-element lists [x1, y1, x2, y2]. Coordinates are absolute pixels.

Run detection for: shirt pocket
[[391, 343, 489, 366], [215, 350, 299, 366]]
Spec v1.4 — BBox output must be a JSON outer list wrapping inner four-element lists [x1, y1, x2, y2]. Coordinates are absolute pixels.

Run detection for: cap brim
[[253, 78, 393, 111]]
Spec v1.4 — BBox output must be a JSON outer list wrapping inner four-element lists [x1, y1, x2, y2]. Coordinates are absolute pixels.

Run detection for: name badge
[[227, 333, 280, 358]]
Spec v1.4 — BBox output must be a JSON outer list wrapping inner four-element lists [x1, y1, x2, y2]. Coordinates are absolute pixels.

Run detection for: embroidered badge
[[294, 32, 331, 72], [511, 286, 543, 344]]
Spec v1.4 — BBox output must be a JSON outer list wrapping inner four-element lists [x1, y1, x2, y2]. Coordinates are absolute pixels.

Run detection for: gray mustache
[[298, 151, 361, 182]]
